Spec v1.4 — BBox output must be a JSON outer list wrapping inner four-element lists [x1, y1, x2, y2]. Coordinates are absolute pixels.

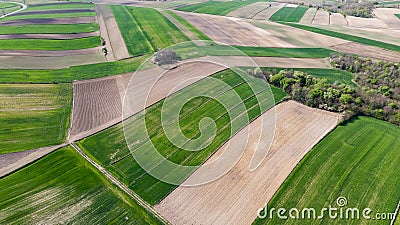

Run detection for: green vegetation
[[0, 23, 99, 34], [166, 10, 211, 40], [0, 55, 147, 83], [0, 146, 162, 224], [281, 22, 400, 52], [24, 3, 95, 11], [254, 116, 400, 225], [396, 14, 400, 19], [1, 12, 96, 21], [0, 36, 100, 50], [0, 84, 71, 154], [0, 2, 17, 9], [176, 0, 261, 15], [79, 69, 286, 205], [269, 6, 308, 22]]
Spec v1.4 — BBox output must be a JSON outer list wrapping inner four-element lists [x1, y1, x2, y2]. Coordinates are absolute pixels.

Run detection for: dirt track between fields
[[0, 47, 102, 56], [95, 4, 130, 61], [0, 32, 99, 40], [0, 17, 96, 25], [330, 42, 400, 62], [155, 100, 339, 225]]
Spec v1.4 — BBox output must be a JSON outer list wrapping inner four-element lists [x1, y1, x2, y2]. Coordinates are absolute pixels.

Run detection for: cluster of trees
[[153, 48, 179, 66], [253, 53, 399, 125], [340, 2, 374, 18]]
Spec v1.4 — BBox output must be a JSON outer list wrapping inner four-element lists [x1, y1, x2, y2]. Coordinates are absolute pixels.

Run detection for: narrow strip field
[[166, 10, 211, 40], [176, 0, 260, 16], [0, 36, 100, 50], [254, 116, 400, 224], [270, 6, 308, 22], [0, 146, 162, 224], [0, 17, 96, 26], [156, 101, 338, 224], [226, 2, 270, 19], [23, 3, 94, 12], [0, 84, 71, 154], [0, 12, 96, 21]]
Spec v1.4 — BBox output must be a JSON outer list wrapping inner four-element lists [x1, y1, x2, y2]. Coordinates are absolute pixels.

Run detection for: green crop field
[[78, 69, 286, 205], [0, 84, 71, 154], [0, 12, 96, 21], [396, 14, 400, 19], [166, 10, 212, 40], [0, 55, 146, 83], [0, 146, 162, 224], [281, 22, 400, 52], [24, 3, 95, 11], [0, 2, 17, 9], [0, 23, 99, 34], [270, 6, 308, 22], [0, 36, 100, 50], [176, 0, 260, 15], [254, 116, 400, 224]]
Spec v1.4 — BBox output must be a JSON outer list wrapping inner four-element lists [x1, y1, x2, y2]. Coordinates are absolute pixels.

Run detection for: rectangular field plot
[[254, 116, 400, 225], [0, 146, 162, 224], [269, 6, 308, 22], [24, 3, 95, 12], [176, 1, 260, 16], [0, 84, 71, 154], [0, 36, 100, 50], [78, 69, 286, 205], [0, 24, 99, 35], [0, 12, 96, 21]]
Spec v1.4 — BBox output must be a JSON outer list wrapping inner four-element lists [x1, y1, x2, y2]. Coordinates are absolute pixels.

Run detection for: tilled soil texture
[[155, 101, 339, 225], [254, 2, 286, 20], [68, 61, 226, 141], [11, 9, 94, 16], [0, 17, 96, 26], [312, 9, 329, 25], [226, 2, 271, 19], [0, 47, 101, 56], [175, 11, 295, 47], [373, 8, 400, 29], [95, 4, 130, 61], [346, 16, 388, 29], [0, 31, 99, 40], [329, 13, 347, 26], [330, 42, 400, 62]]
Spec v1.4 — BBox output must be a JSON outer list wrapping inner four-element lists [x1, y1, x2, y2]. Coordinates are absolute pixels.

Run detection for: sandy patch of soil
[[330, 42, 400, 62]]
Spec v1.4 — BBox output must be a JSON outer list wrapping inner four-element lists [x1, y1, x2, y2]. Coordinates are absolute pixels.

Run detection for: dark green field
[[396, 14, 400, 19], [176, 0, 260, 15], [0, 84, 71, 154], [166, 10, 212, 40], [1, 12, 96, 21], [0, 36, 100, 50], [79, 69, 286, 205], [0, 146, 162, 224], [0, 24, 99, 34], [24, 3, 95, 11], [254, 116, 400, 224], [269, 6, 308, 22]]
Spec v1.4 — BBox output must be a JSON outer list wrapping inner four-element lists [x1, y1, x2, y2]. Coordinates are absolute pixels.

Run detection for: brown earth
[[373, 8, 400, 29], [0, 47, 102, 56], [299, 7, 317, 24], [155, 100, 339, 225], [254, 2, 286, 20], [0, 17, 96, 25], [346, 16, 388, 29], [312, 9, 329, 25], [226, 2, 270, 19], [0, 31, 99, 40], [329, 13, 347, 26], [330, 42, 400, 62], [12, 8, 94, 16]]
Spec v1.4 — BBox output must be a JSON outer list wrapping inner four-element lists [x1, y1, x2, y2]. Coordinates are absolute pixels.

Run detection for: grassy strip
[[0, 55, 147, 83], [1, 12, 96, 21], [0, 147, 162, 224], [270, 6, 308, 22], [396, 14, 400, 19], [281, 22, 400, 52], [0, 84, 71, 154], [24, 3, 95, 11], [0, 36, 100, 50], [110, 5, 152, 56], [0, 23, 99, 34], [176, 1, 260, 16], [79, 69, 286, 205], [166, 10, 211, 40], [0, 2, 17, 9], [254, 116, 400, 224]]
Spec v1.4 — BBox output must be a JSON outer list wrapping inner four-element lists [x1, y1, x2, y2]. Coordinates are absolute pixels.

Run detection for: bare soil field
[[254, 2, 286, 20], [175, 11, 295, 47], [161, 10, 198, 41], [95, 4, 129, 61], [346, 16, 388, 29], [226, 2, 270, 19], [373, 8, 400, 29], [0, 54, 105, 69], [0, 47, 102, 56], [329, 13, 347, 26], [0, 31, 99, 40], [0, 144, 66, 178], [155, 100, 339, 225], [0, 17, 96, 26], [299, 7, 316, 24], [311, 9, 329, 25], [12, 8, 94, 16], [330, 42, 400, 62]]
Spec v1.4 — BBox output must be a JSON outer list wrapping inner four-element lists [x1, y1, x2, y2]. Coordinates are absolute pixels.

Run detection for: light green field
[[254, 116, 400, 224], [0, 2, 17, 9], [0, 23, 99, 34], [0, 146, 162, 224], [0, 36, 100, 50], [24, 3, 94, 11], [270, 6, 308, 22], [176, 0, 261, 15], [0, 84, 71, 154], [79, 69, 286, 205], [0, 12, 96, 21]]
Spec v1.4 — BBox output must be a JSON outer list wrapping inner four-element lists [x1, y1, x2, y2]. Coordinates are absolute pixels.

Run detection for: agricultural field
[[0, 146, 162, 224], [23, 3, 95, 11], [176, 0, 261, 16], [0, 12, 96, 21], [226, 2, 271, 19], [0, 84, 71, 154], [253, 116, 400, 224], [165, 10, 211, 40], [269, 6, 308, 22], [0, 23, 99, 34], [0, 2, 20, 15], [0, 36, 100, 50], [396, 14, 400, 19], [78, 69, 286, 205]]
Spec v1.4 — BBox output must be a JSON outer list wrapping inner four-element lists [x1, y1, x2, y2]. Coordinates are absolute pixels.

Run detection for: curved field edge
[[0, 146, 162, 224], [281, 22, 400, 52], [253, 116, 400, 225]]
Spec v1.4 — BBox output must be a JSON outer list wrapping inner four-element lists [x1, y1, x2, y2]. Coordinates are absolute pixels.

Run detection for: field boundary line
[[69, 142, 171, 225], [0, 1, 27, 19]]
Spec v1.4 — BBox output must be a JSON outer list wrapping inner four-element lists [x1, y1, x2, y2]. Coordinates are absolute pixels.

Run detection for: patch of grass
[[270, 6, 308, 22], [254, 116, 400, 225], [0, 36, 100, 50], [0, 55, 147, 83], [24, 3, 95, 11], [176, 0, 261, 15], [0, 23, 99, 34], [79, 69, 286, 205], [0, 2, 18, 10], [166, 10, 211, 40], [281, 22, 400, 52], [396, 14, 400, 19], [1, 12, 96, 21], [0, 84, 71, 154], [0, 146, 162, 224]]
